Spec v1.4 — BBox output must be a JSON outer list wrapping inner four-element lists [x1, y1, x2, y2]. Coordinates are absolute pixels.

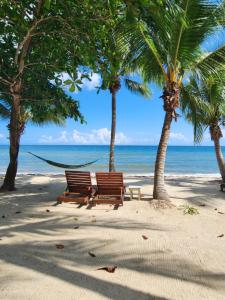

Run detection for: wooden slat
[[96, 172, 124, 188], [65, 171, 92, 193]]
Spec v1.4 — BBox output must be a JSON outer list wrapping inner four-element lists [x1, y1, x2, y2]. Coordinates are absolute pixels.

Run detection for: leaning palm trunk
[[109, 89, 117, 172], [153, 112, 172, 200], [1, 83, 22, 191], [210, 125, 225, 182], [153, 82, 179, 200]]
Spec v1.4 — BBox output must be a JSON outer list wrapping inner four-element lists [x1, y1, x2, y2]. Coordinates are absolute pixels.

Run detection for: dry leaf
[[97, 266, 117, 273], [15, 211, 21, 214], [2, 215, 5, 218], [199, 204, 205, 207], [214, 208, 218, 211], [217, 234, 224, 238], [88, 251, 96, 257], [136, 210, 138, 213], [74, 226, 79, 229], [91, 219, 96, 223], [142, 235, 148, 240], [46, 209, 50, 213], [218, 211, 225, 214], [55, 244, 65, 249], [74, 217, 78, 221]]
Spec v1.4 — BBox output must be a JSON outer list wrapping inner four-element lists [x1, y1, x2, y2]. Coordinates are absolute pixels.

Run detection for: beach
[[0, 174, 225, 300]]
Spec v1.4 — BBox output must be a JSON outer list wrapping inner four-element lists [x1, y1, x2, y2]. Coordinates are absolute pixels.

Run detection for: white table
[[128, 185, 141, 201]]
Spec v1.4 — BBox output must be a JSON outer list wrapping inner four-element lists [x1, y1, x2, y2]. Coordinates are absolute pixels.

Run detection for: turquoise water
[[0, 145, 224, 175]]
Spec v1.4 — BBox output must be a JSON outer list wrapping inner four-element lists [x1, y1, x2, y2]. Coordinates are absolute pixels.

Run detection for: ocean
[[0, 145, 224, 176]]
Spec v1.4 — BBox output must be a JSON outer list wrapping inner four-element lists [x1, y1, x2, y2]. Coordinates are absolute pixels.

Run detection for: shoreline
[[0, 172, 222, 178]]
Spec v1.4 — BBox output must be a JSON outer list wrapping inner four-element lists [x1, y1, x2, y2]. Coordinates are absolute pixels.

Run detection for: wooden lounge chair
[[220, 182, 225, 192], [57, 171, 94, 205], [93, 172, 125, 207]]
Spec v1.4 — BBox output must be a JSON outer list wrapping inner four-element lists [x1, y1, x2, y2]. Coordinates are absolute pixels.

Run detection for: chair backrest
[[96, 172, 124, 194], [65, 171, 92, 193]]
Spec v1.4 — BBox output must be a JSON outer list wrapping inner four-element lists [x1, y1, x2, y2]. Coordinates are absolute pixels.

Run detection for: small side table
[[128, 186, 141, 201]]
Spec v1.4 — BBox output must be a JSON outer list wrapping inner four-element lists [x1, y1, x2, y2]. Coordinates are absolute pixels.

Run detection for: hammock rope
[[28, 152, 99, 169]]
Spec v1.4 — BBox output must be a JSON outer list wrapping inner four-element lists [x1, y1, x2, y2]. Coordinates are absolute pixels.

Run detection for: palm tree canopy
[[180, 75, 225, 143], [117, 0, 225, 87]]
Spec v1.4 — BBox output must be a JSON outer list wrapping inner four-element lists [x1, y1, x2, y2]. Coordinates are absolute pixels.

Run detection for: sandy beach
[[0, 174, 225, 300]]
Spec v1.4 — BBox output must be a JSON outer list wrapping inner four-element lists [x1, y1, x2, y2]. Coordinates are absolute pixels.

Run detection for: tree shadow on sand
[[0, 175, 225, 299]]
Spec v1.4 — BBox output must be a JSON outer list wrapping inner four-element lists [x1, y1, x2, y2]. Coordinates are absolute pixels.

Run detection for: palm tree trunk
[[1, 83, 21, 191], [109, 89, 116, 172], [213, 137, 225, 182], [153, 112, 172, 200]]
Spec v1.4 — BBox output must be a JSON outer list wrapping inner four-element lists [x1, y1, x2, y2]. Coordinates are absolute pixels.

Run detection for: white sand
[[0, 174, 225, 300]]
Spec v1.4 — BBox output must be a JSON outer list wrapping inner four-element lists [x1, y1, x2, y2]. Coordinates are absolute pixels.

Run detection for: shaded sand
[[0, 174, 225, 300]]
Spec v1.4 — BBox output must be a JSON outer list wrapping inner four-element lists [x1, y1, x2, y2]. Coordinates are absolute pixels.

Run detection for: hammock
[[28, 152, 98, 169]]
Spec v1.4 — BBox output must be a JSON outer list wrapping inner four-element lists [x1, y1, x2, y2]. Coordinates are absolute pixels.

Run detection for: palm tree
[[118, 0, 225, 200], [0, 79, 83, 191], [97, 44, 150, 172], [181, 76, 225, 181]]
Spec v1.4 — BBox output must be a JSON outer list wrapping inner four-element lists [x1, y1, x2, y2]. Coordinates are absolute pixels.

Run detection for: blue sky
[[0, 74, 224, 146]]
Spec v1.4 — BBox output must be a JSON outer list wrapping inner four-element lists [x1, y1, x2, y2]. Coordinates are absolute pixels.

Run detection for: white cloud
[[82, 73, 100, 91], [38, 128, 128, 145], [57, 131, 68, 143], [39, 135, 53, 143], [170, 132, 188, 142]]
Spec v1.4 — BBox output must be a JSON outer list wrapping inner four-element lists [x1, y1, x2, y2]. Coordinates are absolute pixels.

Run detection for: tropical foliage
[[0, 0, 224, 197], [0, 0, 114, 190], [117, 0, 225, 200], [181, 75, 225, 181]]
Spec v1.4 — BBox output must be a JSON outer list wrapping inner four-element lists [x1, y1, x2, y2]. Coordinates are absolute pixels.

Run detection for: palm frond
[[192, 44, 225, 79], [181, 74, 225, 143], [169, 0, 223, 68], [124, 78, 151, 98]]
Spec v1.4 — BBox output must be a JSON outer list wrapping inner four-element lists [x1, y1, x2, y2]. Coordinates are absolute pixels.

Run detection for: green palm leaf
[[124, 78, 151, 98]]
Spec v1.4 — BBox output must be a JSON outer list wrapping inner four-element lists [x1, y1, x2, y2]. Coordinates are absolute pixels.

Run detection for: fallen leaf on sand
[[97, 266, 117, 273], [46, 209, 50, 213], [218, 211, 225, 215], [214, 208, 218, 211], [88, 251, 96, 257], [142, 235, 148, 240], [136, 211, 138, 213], [74, 226, 79, 229], [15, 211, 21, 214], [56, 244, 65, 249], [199, 204, 205, 207], [91, 219, 96, 223], [74, 217, 79, 221], [217, 234, 224, 238], [2, 215, 5, 218]]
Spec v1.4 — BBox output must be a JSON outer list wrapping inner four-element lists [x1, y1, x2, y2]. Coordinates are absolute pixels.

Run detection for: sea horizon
[[1, 145, 224, 176]]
